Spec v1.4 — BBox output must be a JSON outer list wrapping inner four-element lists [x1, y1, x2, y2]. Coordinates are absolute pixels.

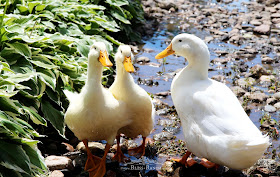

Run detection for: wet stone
[[235, 77, 256, 89], [273, 92, 280, 99], [163, 126, 180, 135], [158, 119, 176, 126], [154, 91, 170, 97], [264, 105, 277, 112], [161, 161, 174, 174], [231, 86, 246, 97], [274, 102, 280, 109], [45, 156, 74, 171], [249, 64, 268, 78], [153, 132, 175, 141], [261, 55, 274, 64], [49, 170, 64, 177], [247, 92, 268, 103], [254, 24, 271, 34], [211, 75, 226, 83], [135, 56, 150, 63], [259, 75, 275, 83], [76, 142, 105, 153], [266, 97, 277, 105]]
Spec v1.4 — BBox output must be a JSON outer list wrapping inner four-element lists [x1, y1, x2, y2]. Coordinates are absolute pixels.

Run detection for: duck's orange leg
[[88, 143, 110, 177], [172, 151, 192, 165], [128, 137, 146, 158], [112, 135, 130, 163], [200, 158, 218, 169], [82, 139, 101, 171]]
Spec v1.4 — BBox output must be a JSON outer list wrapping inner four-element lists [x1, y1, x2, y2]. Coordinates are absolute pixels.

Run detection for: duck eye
[[179, 40, 182, 42], [120, 50, 123, 54]]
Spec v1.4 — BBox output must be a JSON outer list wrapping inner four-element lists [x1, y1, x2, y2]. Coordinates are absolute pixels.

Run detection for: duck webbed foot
[[128, 137, 147, 158], [112, 135, 130, 163], [87, 143, 110, 177], [82, 139, 102, 171]]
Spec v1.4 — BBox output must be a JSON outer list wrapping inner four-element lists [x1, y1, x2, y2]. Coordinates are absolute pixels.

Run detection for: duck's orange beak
[[99, 50, 113, 67], [155, 43, 175, 59], [123, 56, 134, 73]]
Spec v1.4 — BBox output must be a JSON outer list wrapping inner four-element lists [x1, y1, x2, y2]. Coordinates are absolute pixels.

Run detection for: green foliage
[[0, 0, 145, 176]]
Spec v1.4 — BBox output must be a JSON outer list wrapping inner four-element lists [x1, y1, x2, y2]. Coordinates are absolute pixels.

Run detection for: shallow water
[[131, 0, 280, 169]]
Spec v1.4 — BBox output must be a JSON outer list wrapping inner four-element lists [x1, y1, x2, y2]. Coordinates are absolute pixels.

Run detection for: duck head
[[155, 33, 210, 65], [88, 42, 113, 67], [115, 45, 135, 73]]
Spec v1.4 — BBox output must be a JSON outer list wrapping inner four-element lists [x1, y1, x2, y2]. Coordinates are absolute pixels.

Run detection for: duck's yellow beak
[[123, 56, 134, 73], [155, 43, 175, 59], [99, 50, 113, 67]]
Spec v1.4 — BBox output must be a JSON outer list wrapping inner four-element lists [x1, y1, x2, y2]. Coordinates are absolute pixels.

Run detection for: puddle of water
[[132, 0, 280, 168]]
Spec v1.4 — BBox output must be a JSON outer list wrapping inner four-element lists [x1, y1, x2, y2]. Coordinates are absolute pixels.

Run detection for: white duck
[[64, 42, 131, 177], [109, 45, 154, 161], [155, 33, 269, 170]]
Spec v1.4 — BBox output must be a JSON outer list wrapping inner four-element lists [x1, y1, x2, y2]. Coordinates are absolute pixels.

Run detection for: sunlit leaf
[[41, 99, 65, 136]]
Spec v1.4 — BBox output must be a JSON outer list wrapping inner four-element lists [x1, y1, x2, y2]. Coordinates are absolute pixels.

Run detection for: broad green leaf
[[0, 90, 19, 97], [37, 68, 56, 90], [35, 4, 47, 11], [110, 7, 131, 24], [23, 106, 47, 126], [5, 73, 35, 84], [5, 24, 24, 34], [22, 145, 47, 174], [0, 111, 27, 136], [6, 43, 32, 58], [28, 2, 41, 14], [76, 42, 89, 58], [90, 16, 120, 32], [105, 0, 129, 6], [0, 97, 22, 114], [17, 5, 29, 13], [41, 99, 65, 136], [0, 140, 31, 175], [29, 55, 57, 69], [41, 21, 55, 30]]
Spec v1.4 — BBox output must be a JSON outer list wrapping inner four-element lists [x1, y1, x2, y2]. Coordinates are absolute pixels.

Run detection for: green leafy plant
[[0, 0, 145, 176]]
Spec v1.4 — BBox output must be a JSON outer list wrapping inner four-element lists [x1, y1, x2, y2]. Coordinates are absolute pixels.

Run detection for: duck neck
[[183, 53, 210, 80], [115, 61, 133, 84], [86, 60, 103, 89]]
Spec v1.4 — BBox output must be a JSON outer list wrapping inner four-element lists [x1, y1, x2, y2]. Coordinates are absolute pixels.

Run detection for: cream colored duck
[[64, 42, 131, 177], [109, 45, 154, 161], [155, 33, 269, 170]]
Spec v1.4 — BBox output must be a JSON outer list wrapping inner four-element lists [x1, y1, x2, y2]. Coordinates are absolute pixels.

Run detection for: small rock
[[161, 161, 174, 174], [45, 156, 74, 171], [273, 92, 280, 99], [249, 64, 268, 78], [153, 132, 175, 141], [266, 97, 277, 105], [247, 92, 268, 103], [261, 55, 274, 64], [163, 126, 180, 135], [253, 24, 271, 35], [250, 20, 262, 26], [235, 77, 256, 89], [231, 86, 246, 97], [135, 56, 150, 63], [158, 119, 175, 126], [211, 75, 226, 83], [154, 91, 170, 97], [212, 58, 230, 64], [259, 75, 275, 83], [76, 142, 105, 153], [156, 108, 169, 116], [274, 102, 280, 109], [49, 170, 64, 177], [264, 105, 277, 112]]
